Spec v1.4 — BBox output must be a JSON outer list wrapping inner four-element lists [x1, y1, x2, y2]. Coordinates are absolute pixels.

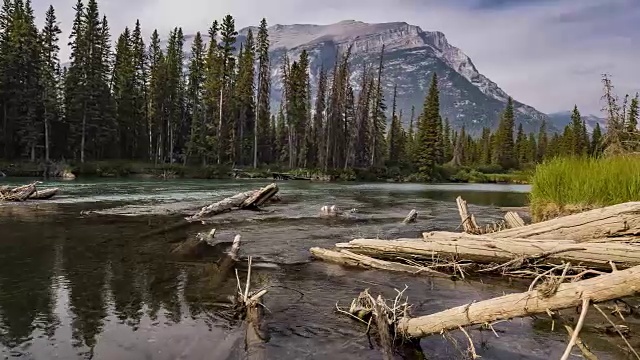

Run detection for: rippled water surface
[[0, 179, 629, 359]]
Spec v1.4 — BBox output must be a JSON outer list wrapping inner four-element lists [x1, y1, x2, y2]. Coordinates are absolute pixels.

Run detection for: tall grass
[[529, 155, 640, 220]]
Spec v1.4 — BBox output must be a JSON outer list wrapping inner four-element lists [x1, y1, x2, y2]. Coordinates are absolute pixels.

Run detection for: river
[[0, 179, 624, 359]]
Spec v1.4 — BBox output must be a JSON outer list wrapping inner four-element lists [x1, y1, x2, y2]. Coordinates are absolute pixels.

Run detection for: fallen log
[[28, 187, 59, 200], [396, 264, 640, 338], [0, 182, 37, 201], [335, 232, 640, 271], [186, 183, 279, 222], [310, 247, 448, 277], [402, 209, 418, 224], [489, 201, 640, 241]]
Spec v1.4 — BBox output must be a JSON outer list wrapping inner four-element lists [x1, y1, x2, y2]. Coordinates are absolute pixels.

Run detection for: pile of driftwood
[[0, 181, 60, 202], [312, 198, 640, 359]]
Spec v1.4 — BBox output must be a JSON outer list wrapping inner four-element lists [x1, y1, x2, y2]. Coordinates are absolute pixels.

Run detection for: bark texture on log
[[336, 233, 640, 270], [241, 183, 279, 208], [397, 265, 640, 338], [310, 247, 448, 277], [489, 201, 640, 241]]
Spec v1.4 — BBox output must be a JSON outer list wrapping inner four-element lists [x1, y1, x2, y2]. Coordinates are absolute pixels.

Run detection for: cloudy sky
[[31, 0, 639, 115]]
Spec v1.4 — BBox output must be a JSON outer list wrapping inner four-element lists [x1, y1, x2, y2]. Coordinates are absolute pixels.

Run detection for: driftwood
[[396, 264, 640, 338], [0, 182, 37, 201], [335, 233, 640, 271], [456, 196, 480, 233], [186, 183, 279, 222], [504, 211, 525, 228], [310, 247, 448, 277], [235, 257, 268, 360], [489, 201, 640, 241], [402, 209, 418, 224], [28, 187, 59, 200]]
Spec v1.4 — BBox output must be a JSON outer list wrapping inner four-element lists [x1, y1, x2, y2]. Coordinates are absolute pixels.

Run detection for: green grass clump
[[530, 155, 640, 220]]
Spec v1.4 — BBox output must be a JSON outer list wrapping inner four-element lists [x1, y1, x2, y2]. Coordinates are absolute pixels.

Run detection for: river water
[[0, 179, 627, 359]]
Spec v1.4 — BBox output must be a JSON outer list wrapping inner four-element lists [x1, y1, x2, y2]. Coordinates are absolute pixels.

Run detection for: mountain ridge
[[232, 20, 556, 135]]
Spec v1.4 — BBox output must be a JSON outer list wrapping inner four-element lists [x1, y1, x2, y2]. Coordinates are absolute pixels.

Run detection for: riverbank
[[0, 160, 531, 184], [529, 155, 640, 221]]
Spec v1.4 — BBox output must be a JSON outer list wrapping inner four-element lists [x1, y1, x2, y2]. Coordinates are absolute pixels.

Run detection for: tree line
[[1, 0, 637, 178]]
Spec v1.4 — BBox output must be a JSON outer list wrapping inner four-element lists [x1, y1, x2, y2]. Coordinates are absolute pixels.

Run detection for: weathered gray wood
[[489, 201, 640, 241], [504, 211, 525, 228], [310, 247, 448, 277], [335, 232, 640, 270], [397, 265, 640, 338], [402, 209, 418, 224], [186, 183, 279, 222], [456, 196, 480, 233]]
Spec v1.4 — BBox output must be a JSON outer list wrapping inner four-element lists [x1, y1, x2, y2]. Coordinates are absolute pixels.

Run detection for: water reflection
[[4, 180, 617, 360]]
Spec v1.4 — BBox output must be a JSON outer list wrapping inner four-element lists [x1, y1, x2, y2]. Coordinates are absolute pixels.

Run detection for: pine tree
[[387, 84, 403, 166], [218, 15, 237, 164], [40, 5, 62, 161], [147, 29, 166, 163], [185, 32, 206, 164], [309, 68, 327, 168], [235, 29, 255, 166], [591, 122, 603, 157], [370, 46, 386, 167], [628, 94, 639, 129], [202, 20, 221, 163], [112, 27, 136, 159], [131, 20, 148, 159], [570, 105, 586, 155], [404, 105, 416, 165], [536, 119, 548, 162], [493, 98, 516, 169], [255, 18, 270, 166], [514, 123, 526, 167], [416, 73, 441, 178], [442, 118, 452, 163]]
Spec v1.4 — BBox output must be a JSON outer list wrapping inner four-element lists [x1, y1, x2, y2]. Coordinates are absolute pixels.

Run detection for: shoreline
[[0, 161, 530, 184]]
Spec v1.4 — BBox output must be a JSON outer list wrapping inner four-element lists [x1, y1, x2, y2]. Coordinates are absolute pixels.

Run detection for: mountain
[[234, 20, 555, 135], [64, 20, 555, 135], [547, 111, 606, 134]]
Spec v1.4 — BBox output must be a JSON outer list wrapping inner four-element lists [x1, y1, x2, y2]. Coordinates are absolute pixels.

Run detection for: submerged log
[[397, 264, 640, 338], [402, 209, 418, 224], [186, 183, 279, 222], [310, 247, 448, 277], [489, 201, 640, 241], [335, 232, 640, 271]]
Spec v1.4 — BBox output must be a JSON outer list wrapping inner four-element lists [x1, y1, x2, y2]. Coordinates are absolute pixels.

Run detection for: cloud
[[32, 0, 640, 115]]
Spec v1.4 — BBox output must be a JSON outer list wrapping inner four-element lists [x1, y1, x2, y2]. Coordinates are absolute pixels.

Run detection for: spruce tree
[[370, 46, 386, 167], [40, 5, 62, 161], [147, 29, 166, 163], [627, 93, 638, 133], [185, 32, 206, 164], [310, 68, 327, 168], [255, 18, 270, 166], [218, 15, 237, 163], [591, 123, 603, 157], [570, 105, 586, 155], [536, 120, 548, 162], [493, 98, 516, 169], [515, 123, 526, 167], [387, 84, 403, 166], [416, 73, 441, 178], [235, 29, 255, 166]]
